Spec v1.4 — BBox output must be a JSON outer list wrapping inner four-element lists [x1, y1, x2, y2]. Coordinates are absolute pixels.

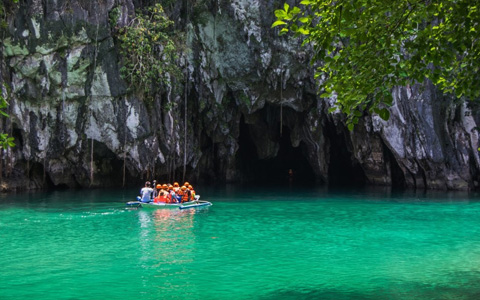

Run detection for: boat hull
[[126, 200, 212, 210], [178, 201, 212, 209]]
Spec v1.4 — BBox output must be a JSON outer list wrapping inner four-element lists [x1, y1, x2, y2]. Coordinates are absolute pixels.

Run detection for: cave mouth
[[237, 117, 316, 186], [325, 124, 368, 187]]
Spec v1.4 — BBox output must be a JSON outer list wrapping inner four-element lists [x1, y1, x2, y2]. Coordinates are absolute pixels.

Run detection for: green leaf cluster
[[273, 0, 480, 129], [117, 4, 183, 101], [0, 132, 15, 149], [0, 1, 18, 149], [0, 86, 15, 149], [1, 0, 19, 29]]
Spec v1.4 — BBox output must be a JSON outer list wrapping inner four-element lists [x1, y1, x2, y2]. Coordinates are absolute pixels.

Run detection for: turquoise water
[[2, 186, 480, 299]]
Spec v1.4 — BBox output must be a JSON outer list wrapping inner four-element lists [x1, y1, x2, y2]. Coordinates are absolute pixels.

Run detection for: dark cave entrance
[[237, 117, 316, 185], [325, 123, 368, 187], [384, 143, 406, 189]]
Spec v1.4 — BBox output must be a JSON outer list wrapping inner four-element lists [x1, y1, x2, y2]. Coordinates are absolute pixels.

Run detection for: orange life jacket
[[154, 192, 167, 203], [189, 189, 196, 201], [177, 190, 190, 203]]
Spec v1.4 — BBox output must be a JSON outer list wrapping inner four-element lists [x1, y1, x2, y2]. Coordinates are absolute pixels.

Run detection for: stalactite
[[152, 156, 156, 180], [213, 0, 217, 50], [167, 157, 171, 183], [90, 138, 94, 186], [0, 118, 3, 181], [43, 156, 46, 185], [123, 127, 127, 188], [183, 41, 189, 183], [4, 95, 12, 177], [61, 88, 66, 150], [6, 144, 11, 177], [172, 157, 176, 183], [88, 1, 100, 187], [280, 71, 283, 137], [183, 78, 187, 183], [0, 149, 3, 181], [165, 74, 176, 182]]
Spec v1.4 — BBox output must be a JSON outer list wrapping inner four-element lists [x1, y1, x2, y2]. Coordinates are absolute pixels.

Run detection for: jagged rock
[[0, 0, 479, 191]]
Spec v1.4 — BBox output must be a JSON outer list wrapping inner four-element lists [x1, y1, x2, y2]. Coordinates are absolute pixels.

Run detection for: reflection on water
[[152, 209, 196, 230], [137, 208, 199, 272]]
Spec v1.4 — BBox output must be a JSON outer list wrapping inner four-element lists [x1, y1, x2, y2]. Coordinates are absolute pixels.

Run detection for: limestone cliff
[[1, 0, 479, 190]]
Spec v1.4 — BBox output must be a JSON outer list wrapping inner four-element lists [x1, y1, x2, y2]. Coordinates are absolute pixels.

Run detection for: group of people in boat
[[139, 181, 196, 204]]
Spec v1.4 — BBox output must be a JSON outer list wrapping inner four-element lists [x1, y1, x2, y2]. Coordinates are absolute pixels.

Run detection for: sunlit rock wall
[[1, 0, 168, 189], [1, 0, 479, 190]]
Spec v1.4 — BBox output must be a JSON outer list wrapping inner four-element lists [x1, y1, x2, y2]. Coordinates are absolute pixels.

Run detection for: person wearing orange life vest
[[154, 191, 168, 203], [183, 182, 192, 198], [188, 185, 196, 201], [155, 184, 162, 197], [167, 185, 178, 203], [176, 186, 191, 203], [173, 182, 180, 193], [153, 184, 162, 203]]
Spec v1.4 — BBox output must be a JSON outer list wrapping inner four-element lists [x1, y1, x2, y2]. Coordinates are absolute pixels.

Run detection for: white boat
[[126, 195, 212, 210], [178, 200, 212, 209]]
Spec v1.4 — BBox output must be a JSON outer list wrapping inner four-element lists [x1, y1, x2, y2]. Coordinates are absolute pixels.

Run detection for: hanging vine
[[116, 3, 183, 103], [182, 0, 191, 183], [280, 71, 283, 136], [87, 1, 101, 187]]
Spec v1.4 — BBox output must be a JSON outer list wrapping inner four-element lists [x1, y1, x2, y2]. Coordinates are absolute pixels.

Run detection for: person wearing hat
[[167, 185, 178, 203], [173, 182, 180, 192], [188, 185, 196, 201], [154, 191, 167, 203], [155, 184, 163, 197], [177, 185, 191, 203]]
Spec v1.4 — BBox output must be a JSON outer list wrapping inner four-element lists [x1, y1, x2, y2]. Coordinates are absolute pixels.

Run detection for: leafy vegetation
[[0, 86, 15, 149], [1, 0, 18, 29], [273, 0, 480, 129], [116, 3, 183, 101], [0, 1, 17, 149]]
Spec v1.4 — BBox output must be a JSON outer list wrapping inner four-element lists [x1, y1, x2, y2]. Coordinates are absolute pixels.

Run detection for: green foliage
[[108, 6, 121, 29], [0, 1, 17, 149], [0, 86, 15, 149], [117, 3, 183, 101], [0, 133, 15, 149], [273, 0, 480, 129], [1, 0, 19, 29]]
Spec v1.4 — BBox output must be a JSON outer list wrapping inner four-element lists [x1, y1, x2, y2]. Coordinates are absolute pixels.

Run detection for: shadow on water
[[258, 275, 480, 300], [197, 182, 480, 204], [2, 184, 480, 209]]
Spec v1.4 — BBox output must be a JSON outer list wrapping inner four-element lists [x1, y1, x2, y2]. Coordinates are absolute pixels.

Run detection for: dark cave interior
[[325, 125, 367, 187], [236, 114, 379, 187], [237, 117, 316, 186]]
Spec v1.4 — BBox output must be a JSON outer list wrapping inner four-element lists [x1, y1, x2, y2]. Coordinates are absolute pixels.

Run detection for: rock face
[[0, 0, 479, 190]]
